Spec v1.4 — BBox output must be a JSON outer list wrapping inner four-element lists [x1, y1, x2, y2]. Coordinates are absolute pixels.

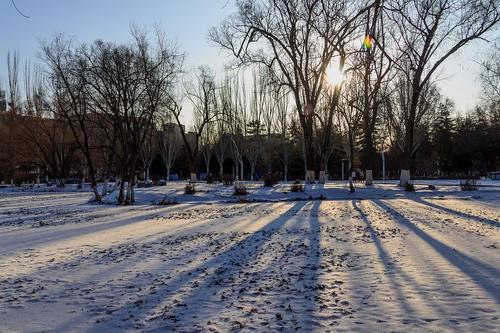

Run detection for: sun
[[326, 63, 345, 87]]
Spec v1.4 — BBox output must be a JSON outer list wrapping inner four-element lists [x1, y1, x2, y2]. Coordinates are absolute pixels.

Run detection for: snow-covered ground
[[0, 181, 499, 332]]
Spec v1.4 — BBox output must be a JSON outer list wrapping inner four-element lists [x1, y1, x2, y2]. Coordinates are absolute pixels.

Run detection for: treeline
[[0, 0, 500, 205]]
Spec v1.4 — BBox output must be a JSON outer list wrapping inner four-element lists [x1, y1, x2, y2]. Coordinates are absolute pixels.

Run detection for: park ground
[[0, 180, 499, 332]]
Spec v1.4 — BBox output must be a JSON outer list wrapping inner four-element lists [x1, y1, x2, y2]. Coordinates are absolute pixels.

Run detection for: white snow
[[0, 181, 499, 332]]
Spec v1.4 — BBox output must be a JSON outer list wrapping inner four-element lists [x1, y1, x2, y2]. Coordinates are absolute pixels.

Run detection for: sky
[[0, 0, 493, 120]]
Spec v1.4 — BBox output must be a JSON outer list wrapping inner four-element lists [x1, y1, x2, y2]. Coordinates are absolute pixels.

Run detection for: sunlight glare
[[327, 63, 345, 87]]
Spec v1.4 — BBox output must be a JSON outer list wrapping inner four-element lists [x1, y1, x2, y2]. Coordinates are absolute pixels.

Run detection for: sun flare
[[326, 64, 345, 87]]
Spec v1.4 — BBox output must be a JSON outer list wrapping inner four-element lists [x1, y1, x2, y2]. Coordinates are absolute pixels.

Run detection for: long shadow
[[15, 203, 280, 332], [373, 199, 500, 304], [351, 200, 419, 319], [1, 202, 272, 281], [0, 203, 197, 257], [411, 196, 500, 228], [148, 200, 309, 327], [295, 200, 322, 329], [48, 201, 309, 331]]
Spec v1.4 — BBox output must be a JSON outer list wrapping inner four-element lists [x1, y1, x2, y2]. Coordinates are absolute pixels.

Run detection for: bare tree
[[42, 29, 183, 204], [274, 91, 292, 181], [171, 65, 217, 181], [210, 0, 369, 182], [213, 74, 233, 179], [358, 0, 393, 184], [41, 37, 103, 201], [385, 75, 441, 167], [384, 0, 500, 186], [20, 68, 79, 187], [140, 128, 158, 182], [200, 121, 215, 176], [480, 43, 500, 102], [159, 122, 183, 181], [337, 76, 364, 191]]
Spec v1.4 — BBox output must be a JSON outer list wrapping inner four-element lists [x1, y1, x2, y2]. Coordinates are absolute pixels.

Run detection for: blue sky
[[0, 0, 234, 80], [0, 0, 492, 117]]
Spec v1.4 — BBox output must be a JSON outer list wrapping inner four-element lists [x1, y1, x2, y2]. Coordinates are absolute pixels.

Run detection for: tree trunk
[[189, 160, 197, 182], [400, 78, 421, 187], [125, 177, 132, 205], [400, 169, 410, 187], [219, 160, 223, 180], [118, 175, 125, 204], [362, 128, 375, 185], [365, 170, 373, 185], [131, 176, 136, 203], [304, 119, 315, 183], [101, 178, 109, 197]]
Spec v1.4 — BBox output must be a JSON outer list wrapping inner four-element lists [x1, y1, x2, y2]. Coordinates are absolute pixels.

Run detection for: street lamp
[[381, 151, 386, 181], [341, 159, 349, 181]]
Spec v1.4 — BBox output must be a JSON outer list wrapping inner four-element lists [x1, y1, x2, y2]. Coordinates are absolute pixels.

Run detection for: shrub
[[460, 179, 479, 191], [206, 173, 214, 184], [428, 184, 436, 190], [405, 182, 415, 192], [184, 183, 196, 194], [263, 173, 279, 187], [290, 180, 304, 192], [233, 184, 248, 196], [222, 174, 234, 186]]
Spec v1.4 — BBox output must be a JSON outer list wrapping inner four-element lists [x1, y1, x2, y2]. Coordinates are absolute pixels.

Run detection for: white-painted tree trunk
[[125, 181, 132, 204], [319, 171, 327, 184], [101, 178, 109, 197], [190, 173, 197, 182], [365, 170, 373, 185], [400, 169, 410, 187], [112, 177, 120, 192], [91, 184, 101, 202], [306, 170, 315, 183], [348, 177, 355, 192]]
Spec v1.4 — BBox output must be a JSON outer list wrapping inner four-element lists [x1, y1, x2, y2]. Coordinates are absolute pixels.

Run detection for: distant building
[[0, 90, 6, 113], [161, 122, 184, 135]]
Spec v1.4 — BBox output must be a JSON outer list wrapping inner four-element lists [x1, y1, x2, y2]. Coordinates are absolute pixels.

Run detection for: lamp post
[[341, 159, 349, 181], [382, 151, 386, 181]]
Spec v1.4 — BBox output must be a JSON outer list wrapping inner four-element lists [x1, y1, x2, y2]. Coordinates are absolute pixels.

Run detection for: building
[[0, 89, 6, 113]]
